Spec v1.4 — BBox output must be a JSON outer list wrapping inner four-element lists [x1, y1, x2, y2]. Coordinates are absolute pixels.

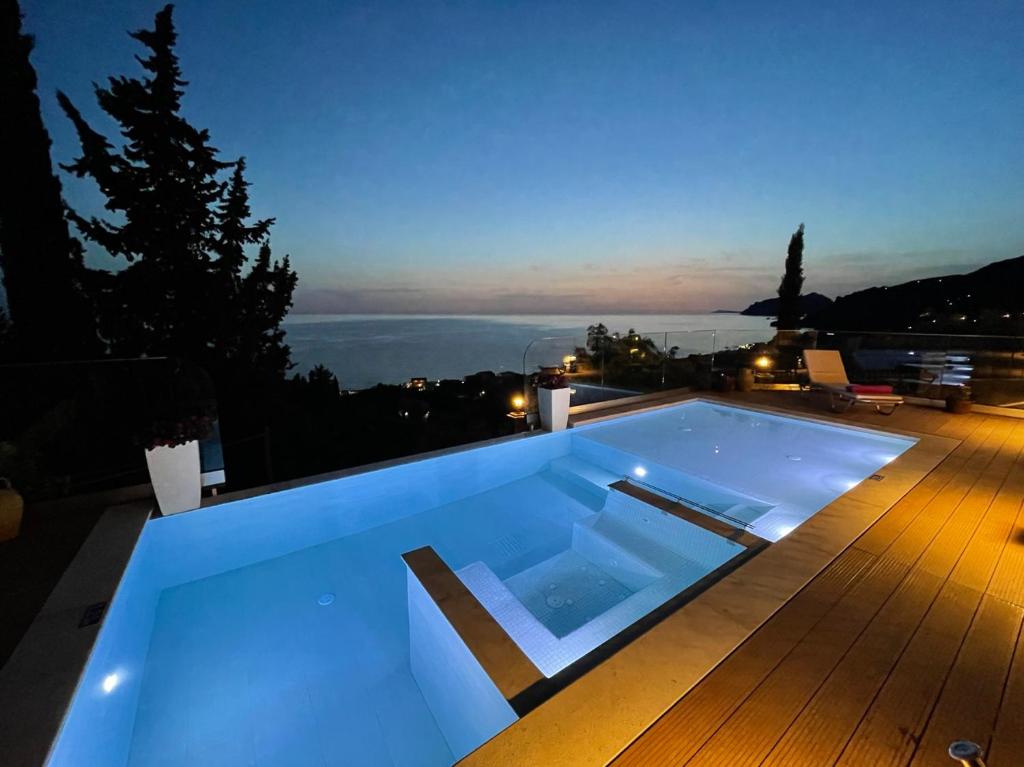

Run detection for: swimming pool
[[48, 400, 915, 766]]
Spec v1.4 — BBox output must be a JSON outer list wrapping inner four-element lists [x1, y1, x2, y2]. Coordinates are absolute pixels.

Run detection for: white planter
[[538, 387, 571, 432], [145, 440, 201, 515]]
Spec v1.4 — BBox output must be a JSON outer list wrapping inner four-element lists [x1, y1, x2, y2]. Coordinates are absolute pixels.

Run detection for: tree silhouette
[[776, 223, 805, 330], [56, 4, 295, 377], [586, 322, 611, 362], [0, 0, 98, 359]]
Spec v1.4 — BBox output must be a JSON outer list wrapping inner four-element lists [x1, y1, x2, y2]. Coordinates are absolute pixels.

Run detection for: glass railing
[[521, 326, 776, 409], [0, 357, 221, 502], [520, 326, 1024, 411], [807, 330, 1024, 408]]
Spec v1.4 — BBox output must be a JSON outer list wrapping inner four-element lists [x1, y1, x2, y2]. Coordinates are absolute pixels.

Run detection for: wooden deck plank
[[948, 424, 1024, 594], [610, 547, 875, 767], [616, 407, 998, 767], [759, 567, 948, 767], [616, 400, 1024, 767], [986, 480, 1024, 608], [677, 430, 1012, 767], [758, 420, 1018, 766], [910, 596, 1024, 766], [681, 557, 931, 766], [856, 419, 999, 557], [835, 580, 985, 766], [853, 417, 998, 557], [988, 616, 1024, 765]]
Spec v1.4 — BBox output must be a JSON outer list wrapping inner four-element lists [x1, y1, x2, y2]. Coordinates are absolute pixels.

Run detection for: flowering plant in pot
[[536, 368, 571, 432], [136, 361, 216, 515]]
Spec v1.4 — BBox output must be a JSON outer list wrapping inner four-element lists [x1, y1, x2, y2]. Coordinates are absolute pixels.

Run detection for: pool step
[[609, 480, 768, 550], [572, 513, 675, 590], [549, 456, 619, 499]]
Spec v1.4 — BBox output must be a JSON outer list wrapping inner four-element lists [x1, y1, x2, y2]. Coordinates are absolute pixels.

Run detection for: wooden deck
[[614, 393, 1024, 767]]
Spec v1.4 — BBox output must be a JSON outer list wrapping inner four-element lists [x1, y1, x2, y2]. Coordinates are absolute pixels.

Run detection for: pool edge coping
[[0, 501, 153, 767]]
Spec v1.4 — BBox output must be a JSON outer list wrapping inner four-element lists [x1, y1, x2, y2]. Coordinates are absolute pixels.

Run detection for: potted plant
[[536, 368, 571, 432], [137, 362, 216, 515], [945, 386, 973, 415]]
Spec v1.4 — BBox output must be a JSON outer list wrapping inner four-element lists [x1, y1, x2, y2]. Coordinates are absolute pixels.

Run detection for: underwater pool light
[[633, 466, 647, 478], [101, 673, 120, 694]]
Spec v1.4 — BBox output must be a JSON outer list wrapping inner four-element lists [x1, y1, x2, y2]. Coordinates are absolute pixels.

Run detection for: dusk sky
[[22, 0, 1024, 314]]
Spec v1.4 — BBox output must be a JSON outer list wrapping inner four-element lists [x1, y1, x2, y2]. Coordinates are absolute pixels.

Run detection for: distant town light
[[754, 355, 772, 369], [511, 395, 525, 412]]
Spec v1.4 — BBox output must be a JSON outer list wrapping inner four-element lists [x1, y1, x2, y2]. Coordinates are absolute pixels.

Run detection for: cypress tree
[[0, 0, 98, 359], [776, 223, 805, 330], [57, 4, 296, 377]]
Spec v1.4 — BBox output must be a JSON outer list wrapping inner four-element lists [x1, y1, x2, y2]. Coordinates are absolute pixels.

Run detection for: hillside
[[806, 255, 1024, 333], [740, 292, 833, 318]]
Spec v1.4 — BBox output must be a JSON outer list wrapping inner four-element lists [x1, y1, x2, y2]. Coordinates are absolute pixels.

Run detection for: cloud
[[291, 247, 1019, 315]]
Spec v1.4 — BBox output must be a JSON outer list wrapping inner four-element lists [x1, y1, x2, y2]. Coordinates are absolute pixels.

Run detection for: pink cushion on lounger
[[847, 384, 894, 394]]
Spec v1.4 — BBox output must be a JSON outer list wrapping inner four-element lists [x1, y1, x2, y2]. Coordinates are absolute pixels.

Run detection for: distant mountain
[[740, 292, 833, 318], [806, 255, 1024, 333]]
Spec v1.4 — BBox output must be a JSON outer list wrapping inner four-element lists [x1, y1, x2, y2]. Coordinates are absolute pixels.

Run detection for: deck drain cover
[[317, 593, 335, 606], [546, 594, 565, 609]]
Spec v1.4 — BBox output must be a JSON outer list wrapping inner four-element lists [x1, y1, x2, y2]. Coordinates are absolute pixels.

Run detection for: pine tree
[[233, 241, 297, 379], [57, 4, 296, 377], [211, 158, 276, 369], [776, 223, 805, 330], [0, 0, 98, 359]]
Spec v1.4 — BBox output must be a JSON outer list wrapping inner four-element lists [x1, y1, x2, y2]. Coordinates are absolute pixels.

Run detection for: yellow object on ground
[[0, 481, 24, 541]]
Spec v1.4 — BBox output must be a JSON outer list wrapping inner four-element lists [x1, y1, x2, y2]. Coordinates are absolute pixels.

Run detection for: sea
[[282, 314, 775, 390]]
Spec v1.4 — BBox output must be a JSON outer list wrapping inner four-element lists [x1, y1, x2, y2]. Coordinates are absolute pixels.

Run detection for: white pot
[[145, 440, 201, 515], [538, 387, 571, 432]]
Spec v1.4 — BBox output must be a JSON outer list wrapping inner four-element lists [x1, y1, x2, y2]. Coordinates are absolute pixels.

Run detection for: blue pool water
[[49, 401, 915, 766]]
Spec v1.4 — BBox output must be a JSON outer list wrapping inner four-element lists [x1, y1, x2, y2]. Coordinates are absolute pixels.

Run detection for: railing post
[[661, 332, 668, 389], [522, 340, 533, 413]]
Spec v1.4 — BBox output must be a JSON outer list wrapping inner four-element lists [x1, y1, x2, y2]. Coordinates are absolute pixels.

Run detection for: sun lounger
[[804, 349, 903, 415]]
